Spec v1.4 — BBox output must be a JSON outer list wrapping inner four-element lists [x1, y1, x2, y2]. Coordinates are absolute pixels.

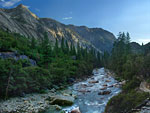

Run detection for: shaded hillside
[[68, 25, 115, 52]]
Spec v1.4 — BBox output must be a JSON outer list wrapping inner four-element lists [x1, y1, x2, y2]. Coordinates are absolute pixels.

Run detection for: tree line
[[105, 32, 150, 113]]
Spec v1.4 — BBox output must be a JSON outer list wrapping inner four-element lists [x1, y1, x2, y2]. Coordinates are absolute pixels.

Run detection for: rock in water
[[105, 80, 111, 82], [103, 84, 108, 87], [100, 87, 107, 90], [88, 80, 99, 84], [98, 91, 111, 95], [47, 95, 74, 106], [70, 107, 81, 113]]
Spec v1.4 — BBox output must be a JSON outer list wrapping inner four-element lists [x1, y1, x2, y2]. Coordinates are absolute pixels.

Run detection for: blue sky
[[0, 0, 150, 44]]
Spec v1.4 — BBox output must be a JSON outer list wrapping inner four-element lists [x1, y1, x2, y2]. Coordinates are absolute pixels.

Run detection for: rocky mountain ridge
[[0, 4, 116, 52], [130, 42, 150, 54]]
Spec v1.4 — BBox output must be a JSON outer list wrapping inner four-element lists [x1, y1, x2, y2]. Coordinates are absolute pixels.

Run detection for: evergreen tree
[[31, 37, 36, 49], [65, 40, 69, 54], [126, 32, 131, 44], [77, 42, 81, 59], [61, 38, 65, 53], [72, 44, 76, 55], [54, 38, 59, 56], [40, 32, 52, 66]]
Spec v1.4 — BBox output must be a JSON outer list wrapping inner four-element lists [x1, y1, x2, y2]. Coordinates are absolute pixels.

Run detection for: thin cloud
[[0, 0, 21, 7], [35, 8, 40, 12], [62, 17, 73, 20]]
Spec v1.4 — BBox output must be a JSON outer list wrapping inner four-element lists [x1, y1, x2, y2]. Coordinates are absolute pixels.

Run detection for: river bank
[[0, 88, 78, 113], [0, 73, 91, 113]]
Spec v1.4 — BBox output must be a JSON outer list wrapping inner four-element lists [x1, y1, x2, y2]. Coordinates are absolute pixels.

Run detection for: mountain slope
[[68, 25, 115, 52], [0, 4, 116, 52]]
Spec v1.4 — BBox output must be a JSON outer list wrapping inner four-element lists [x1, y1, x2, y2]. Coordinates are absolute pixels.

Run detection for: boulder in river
[[103, 84, 108, 87], [70, 107, 81, 113], [47, 95, 74, 106], [105, 80, 111, 82], [98, 90, 111, 95], [78, 89, 91, 93], [100, 87, 107, 90], [108, 85, 113, 88], [88, 80, 99, 84], [80, 83, 88, 88]]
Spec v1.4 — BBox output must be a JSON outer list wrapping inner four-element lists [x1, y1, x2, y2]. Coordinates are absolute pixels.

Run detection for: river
[[62, 68, 121, 113]]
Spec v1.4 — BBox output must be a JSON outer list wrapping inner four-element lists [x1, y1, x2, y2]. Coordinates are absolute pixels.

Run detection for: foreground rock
[[0, 90, 75, 113], [47, 95, 74, 106], [0, 93, 51, 113]]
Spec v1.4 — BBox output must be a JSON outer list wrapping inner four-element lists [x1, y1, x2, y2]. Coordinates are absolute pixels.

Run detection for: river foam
[[63, 68, 121, 113]]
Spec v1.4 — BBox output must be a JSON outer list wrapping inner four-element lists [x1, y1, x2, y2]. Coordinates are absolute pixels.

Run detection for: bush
[[105, 90, 149, 113], [122, 77, 140, 91]]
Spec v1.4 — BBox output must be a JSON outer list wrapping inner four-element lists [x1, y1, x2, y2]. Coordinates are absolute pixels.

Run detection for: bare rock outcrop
[[0, 4, 116, 52]]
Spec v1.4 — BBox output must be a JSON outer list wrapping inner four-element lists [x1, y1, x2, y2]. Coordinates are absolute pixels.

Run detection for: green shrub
[[122, 77, 140, 91], [105, 90, 149, 113]]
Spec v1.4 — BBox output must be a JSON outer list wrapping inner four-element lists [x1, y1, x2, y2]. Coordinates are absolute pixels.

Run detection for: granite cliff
[[0, 4, 116, 52]]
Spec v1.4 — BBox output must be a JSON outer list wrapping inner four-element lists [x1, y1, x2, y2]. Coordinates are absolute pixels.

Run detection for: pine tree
[[65, 40, 69, 54], [42, 32, 49, 48], [70, 42, 73, 55], [72, 43, 76, 55], [40, 32, 52, 66], [77, 42, 81, 59], [126, 32, 131, 44], [61, 38, 64, 51], [31, 37, 36, 49], [54, 38, 59, 56]]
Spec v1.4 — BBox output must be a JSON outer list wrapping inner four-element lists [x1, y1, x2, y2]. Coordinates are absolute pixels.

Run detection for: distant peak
[[15, 4, 39, 20], [16, 4, 28, 9]]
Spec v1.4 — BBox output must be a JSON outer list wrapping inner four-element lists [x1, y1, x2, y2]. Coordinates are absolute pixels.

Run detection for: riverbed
[[63, 68, 121, 113], [45, 68, 121, 113]]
